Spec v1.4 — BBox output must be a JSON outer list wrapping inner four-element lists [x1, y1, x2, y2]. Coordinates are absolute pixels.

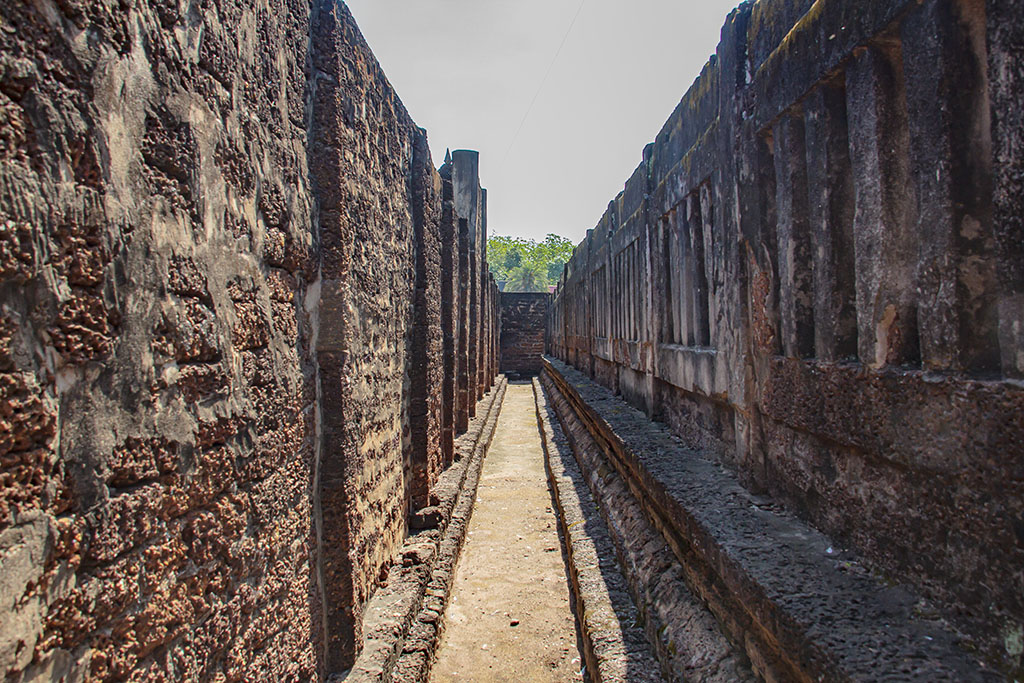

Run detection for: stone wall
[[441, 151, 499, 437], [0, 1, 496, 680], [499, 292, 549, 377], [547, 0, 1024, 675]]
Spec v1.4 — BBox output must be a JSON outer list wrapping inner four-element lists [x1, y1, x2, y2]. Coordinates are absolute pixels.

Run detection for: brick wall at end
[[500, 293, 550, 376]]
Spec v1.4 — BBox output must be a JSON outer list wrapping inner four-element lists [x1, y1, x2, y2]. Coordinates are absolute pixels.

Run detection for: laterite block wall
[[499, 292, 549, 377], [0, 1, 496, 679], [547, 0, 1024, 674]]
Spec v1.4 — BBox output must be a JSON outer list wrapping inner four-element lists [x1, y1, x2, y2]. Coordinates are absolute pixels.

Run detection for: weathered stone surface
[[0, 0, 320, 678], [534, 378, 689, 683], [0, 0, 498, 680], [345, 379, 506, 683], [545, 358, 997, 681], [547, 0, 1024, 675], [499, 292, 549, 378]]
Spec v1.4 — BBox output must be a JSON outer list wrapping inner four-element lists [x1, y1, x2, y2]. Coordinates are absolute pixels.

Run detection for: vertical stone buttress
[[452, 150, 481, 430], [310, 3, 446, 673], [478, 188, 489, 399], [455, 216, 470, 433], [439, 159, 458, 464], [407, 129, 444, 510], [310, 0, 364, 668], [988, 0, 1024, 379]]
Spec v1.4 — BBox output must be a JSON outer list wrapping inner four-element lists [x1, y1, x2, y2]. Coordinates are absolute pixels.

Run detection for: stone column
[[452, 150, 480, 417], [804, 81, 857, 362], [988, 0, 1024, 379], [846, 43, 919, 368], [771, 112, 814, 359], [407, 128, 443, 509], [903, 0, 999, 373], [439, 156, 457, 464]]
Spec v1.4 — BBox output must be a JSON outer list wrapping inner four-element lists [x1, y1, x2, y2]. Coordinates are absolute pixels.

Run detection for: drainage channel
[[423, 364, 995, 683], [430, 382, 585, 682]]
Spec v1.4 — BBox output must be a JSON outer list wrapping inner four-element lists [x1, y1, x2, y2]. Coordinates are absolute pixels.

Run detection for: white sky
[[345, 0, 743, 244]]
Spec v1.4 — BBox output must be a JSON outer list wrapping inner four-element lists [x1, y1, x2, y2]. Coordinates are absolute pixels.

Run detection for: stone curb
[[340, 376, 508, 682], [538, 374, 753, 682], [532, 378, 663, 683], [542, 357, 997, 682]]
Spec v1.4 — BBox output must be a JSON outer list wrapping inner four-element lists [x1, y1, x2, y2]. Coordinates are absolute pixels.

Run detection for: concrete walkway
[[431, 383, 584, 683]]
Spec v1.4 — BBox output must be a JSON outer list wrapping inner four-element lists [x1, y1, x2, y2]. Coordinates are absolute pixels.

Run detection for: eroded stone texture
[[499, 292, 549, 378], [544, 357, 997, 681], [0, 0, 319, 678], [547, 0, 1024, 675], [0, 0, 496, 680]]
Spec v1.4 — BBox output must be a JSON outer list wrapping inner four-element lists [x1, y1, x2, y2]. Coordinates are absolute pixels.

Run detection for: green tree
[[547, 260, 565, 283], [504, 248, 522, 271], [537, 233, 574, 285], [506, 262, 547, 292], [487, 233, 574, 292], [486, 235, 531, 285]]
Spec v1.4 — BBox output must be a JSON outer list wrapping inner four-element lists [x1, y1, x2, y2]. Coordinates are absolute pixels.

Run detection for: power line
[[502, 0, 587, 164]]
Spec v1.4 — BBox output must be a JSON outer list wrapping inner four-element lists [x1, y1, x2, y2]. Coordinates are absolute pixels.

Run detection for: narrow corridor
[[430, 383, 584, 682]]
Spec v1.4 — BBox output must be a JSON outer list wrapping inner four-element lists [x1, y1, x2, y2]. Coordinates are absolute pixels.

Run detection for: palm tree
[[506, 263, 547, 292]]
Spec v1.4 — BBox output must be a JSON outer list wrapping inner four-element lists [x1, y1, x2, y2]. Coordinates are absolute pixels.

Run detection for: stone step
[[533, 378, 666, 682], [341, 378, 507, 682], [535, 376, 752, 682], [542, 357, 997, 682]]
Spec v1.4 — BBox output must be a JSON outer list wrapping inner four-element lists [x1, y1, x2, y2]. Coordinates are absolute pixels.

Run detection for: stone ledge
[[533, 378, 664, 682], [542, 357, 997, 682], [339, 376, 508, 682], [537, 375, 752, 682]]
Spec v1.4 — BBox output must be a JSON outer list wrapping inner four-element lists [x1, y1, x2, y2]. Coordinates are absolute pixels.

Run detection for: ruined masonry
[[0, 0, 500, 679], [0, 0, 1022, 682], [547, 0, 1023, 679], [498, 292, 549, 379]]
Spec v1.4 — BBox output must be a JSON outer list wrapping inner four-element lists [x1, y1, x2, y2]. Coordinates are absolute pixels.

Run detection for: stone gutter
[[340, 376, 507, 682], [533, 377, 665, 682], [536, 375, 752, 682]]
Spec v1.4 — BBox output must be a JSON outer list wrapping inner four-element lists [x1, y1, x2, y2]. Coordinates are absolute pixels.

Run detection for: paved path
[[431, 383, 584, 683]]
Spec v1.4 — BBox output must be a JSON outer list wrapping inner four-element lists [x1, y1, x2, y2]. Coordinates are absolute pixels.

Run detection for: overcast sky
[[345, 0, 742, 245]]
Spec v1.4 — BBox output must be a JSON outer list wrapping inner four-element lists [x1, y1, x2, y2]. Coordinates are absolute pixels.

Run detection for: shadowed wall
[[547, 0, 1024, 675], [0, 1, 497, 679]]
